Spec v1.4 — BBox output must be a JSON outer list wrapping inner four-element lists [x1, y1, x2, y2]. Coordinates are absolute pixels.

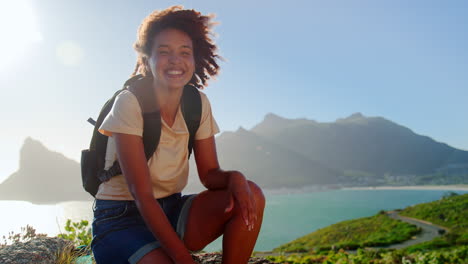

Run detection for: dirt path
[[380, 211, 448, 249]]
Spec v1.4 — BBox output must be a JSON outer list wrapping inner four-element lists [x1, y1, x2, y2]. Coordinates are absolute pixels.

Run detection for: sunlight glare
[[56, 40, 85, 66], [0, 1, 42, 71]]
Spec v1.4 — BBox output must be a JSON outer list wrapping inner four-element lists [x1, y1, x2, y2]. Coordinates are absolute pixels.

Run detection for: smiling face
[[146, 28, 195, 91]]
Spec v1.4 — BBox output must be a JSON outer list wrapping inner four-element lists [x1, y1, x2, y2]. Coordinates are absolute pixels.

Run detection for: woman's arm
[[194, 136, 257, 230], [114, 133, 195, 264]]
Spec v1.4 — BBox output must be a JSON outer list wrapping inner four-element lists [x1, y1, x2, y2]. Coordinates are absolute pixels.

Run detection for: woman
[[91, 6, 265, 264]]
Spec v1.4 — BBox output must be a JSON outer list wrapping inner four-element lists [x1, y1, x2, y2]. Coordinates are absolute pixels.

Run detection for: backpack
[[81, 74, 201, 197]]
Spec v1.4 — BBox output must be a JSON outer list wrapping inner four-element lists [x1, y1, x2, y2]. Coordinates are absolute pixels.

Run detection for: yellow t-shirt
[[96, 89, 219, 200]]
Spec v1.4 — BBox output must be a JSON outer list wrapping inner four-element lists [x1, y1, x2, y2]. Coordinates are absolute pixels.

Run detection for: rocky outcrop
[[0, 238, 276, 264], [0, 237, 73, 264]]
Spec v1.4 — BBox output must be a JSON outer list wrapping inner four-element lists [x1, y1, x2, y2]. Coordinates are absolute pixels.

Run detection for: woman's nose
[[169, 54, 181, 64]]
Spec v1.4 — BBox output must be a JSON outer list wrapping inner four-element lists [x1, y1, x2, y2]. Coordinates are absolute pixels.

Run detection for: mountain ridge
[[1, 113, 467, 203]]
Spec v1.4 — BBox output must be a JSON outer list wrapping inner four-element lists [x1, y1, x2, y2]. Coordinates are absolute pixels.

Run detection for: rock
[[0, 237, 73, 264], [192, 252, 278, 264], [0, 239, 276, 264]]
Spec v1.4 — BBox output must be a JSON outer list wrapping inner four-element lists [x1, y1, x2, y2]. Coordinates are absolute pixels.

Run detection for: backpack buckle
[[98, 162, 121, 182]]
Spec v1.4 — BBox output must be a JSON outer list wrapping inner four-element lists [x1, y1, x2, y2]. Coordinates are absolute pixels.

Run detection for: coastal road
[[380, 211, 448, 249]]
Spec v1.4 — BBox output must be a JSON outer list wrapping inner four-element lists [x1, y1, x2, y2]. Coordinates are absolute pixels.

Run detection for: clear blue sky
[[0, 0, 467, 182]]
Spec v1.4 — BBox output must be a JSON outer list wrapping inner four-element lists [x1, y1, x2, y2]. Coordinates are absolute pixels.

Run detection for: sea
[[1, 188, 466, 252]]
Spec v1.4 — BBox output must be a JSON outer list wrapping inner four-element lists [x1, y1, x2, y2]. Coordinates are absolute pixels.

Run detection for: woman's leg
[[183, 181, 266, 264]]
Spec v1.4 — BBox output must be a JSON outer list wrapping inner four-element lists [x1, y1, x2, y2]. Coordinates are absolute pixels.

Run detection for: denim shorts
[[91, 193, 196, 264]]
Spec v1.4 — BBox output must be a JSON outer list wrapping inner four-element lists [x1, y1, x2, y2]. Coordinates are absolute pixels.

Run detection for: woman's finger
[[225, 193, 234, 213], [248, 190, 256, 230], [241, 188, 255, 231], [240, 194, 250, 227], [234, 189, 250, 228]]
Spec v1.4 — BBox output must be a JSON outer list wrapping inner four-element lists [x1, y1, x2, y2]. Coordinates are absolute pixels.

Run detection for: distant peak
[[348, 112, 365, 119], [22, 137, 47, 151], [264, 113, 286, 121], [19, 137, 50, 167], [236, 126, 248, 133], [337, 112, 366, 123]]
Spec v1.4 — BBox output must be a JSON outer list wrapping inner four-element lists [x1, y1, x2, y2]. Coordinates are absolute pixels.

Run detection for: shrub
[[58, 219, 92, 247]]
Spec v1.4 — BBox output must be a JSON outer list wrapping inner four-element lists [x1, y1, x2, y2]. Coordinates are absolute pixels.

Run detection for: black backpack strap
[[92, 89, 126, 184], [181, 85, 202, 158], [99, 75, 161, 182], [127, 75, 161, 160]]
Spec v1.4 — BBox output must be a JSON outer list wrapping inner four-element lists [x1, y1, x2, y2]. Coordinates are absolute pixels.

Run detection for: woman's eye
[[159, 50, 169, 55]]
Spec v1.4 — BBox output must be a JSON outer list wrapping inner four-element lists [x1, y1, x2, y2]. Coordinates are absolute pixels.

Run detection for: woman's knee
[[247, 180, 266, 210]]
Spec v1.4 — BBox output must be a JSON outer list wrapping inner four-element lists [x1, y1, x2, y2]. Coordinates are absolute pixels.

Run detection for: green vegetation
[[58, 219, 92, 247], [266, 246, 468, 264], [274, 212, 420, 252], [268, 191, 468, 264], [399, 192, 468, 251], [57, 219, 94, 264]]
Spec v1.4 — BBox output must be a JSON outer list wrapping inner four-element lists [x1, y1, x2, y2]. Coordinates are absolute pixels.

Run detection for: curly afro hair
[[132, 6, 221, 89]]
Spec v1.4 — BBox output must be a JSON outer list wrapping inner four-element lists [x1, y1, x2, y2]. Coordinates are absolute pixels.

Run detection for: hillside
[[273, 212, 421, 252], [274, 193, 468, 253], [399, 192, 468, 250], [266, 193, 468, 264]]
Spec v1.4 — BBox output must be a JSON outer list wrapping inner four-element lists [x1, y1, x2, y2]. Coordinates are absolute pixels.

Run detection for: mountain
[[0, 138, 91, 204], [252, 113, 468, 180], [1, 113, 467, 203], [214, 127, 340, 188]]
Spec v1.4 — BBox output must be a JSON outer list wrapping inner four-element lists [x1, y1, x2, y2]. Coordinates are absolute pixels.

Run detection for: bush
[[58, 219, 92, 247]]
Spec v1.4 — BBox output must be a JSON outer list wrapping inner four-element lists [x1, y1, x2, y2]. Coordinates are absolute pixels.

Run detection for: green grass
[[266, 245, 468, 264], [274, 212, 421, 252]]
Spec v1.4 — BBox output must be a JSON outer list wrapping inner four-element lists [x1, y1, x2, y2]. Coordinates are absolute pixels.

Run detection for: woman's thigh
[[182, 189, 233, 251]]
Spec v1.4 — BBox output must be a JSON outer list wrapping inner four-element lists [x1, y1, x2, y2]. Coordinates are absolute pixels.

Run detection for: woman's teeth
[[167, 70, 183, 75]]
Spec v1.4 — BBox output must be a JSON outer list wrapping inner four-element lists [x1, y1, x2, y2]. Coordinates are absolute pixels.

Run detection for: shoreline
[[264, 184, 468, 195], [341, 184, 468, 192]]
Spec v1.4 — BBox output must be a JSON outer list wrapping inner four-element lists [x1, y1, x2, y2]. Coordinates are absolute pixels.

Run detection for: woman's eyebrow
[[157, 44, 192, 49]]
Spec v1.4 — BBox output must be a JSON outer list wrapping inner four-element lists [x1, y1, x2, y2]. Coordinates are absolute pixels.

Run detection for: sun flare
[[0, 1, 42, 71]]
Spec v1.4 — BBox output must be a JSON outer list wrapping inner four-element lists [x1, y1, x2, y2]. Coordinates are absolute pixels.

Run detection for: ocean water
[[0, 189, 466, 251]]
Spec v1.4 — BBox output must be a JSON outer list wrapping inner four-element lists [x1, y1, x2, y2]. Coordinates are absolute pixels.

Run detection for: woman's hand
[[225, 171, 257, 231]]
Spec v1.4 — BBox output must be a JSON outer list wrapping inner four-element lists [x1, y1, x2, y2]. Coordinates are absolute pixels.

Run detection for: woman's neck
[[155, 84, 184, 127]]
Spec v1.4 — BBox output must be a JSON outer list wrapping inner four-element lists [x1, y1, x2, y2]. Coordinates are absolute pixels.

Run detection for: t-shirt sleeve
[[99, 90, 143, 137], [195, 92, 220, 140]]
